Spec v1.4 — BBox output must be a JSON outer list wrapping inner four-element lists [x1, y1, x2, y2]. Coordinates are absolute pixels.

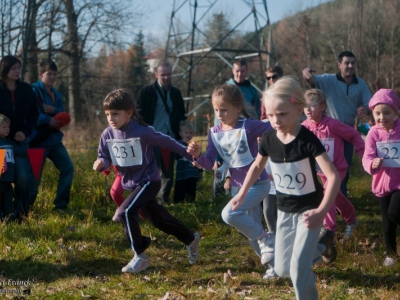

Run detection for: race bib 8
[[377, 140, 400, 168], [269, 158, 316, 196], [106, 138, 143, 167]]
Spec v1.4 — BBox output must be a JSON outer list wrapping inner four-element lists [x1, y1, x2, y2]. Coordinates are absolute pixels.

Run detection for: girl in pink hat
[[362, 88, 400, 267]]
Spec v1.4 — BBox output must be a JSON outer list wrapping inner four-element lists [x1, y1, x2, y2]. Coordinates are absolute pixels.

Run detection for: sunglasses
[[266, 74, 279, 80]]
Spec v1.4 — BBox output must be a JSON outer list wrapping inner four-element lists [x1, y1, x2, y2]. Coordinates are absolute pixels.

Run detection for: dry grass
[[0, 145, 398, 299]]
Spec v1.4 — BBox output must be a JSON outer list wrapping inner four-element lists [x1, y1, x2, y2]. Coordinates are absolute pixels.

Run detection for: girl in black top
[[230, 76, 340, 300]]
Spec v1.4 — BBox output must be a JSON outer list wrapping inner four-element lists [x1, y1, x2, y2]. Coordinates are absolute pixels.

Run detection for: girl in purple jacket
[[302, 89, 365, 243], [187, 84, 274, 272], [93, 89, 199, 274], [362, 89, 400, 267]]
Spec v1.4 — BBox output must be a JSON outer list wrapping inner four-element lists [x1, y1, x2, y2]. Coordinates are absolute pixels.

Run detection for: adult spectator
[[137, 62, 186, 203], [30, 60, 74, 212], [0, 55, 38, 220], [303, 51, 372, 197], [261, 65, 283, 121], [226, 59, 261, 119]]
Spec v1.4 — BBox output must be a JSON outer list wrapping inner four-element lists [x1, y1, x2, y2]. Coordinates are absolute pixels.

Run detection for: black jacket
[[137, 80, 186, 140], [0, 80, 38, 139]]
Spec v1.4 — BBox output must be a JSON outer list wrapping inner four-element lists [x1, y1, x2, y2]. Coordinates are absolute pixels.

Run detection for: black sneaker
[[318, 227, 337, 264]]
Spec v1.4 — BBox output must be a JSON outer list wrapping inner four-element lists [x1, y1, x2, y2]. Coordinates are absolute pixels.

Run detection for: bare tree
[[0, 0, 23, 57], [22, 0, 49, 83], [41, 0, 140, 126]]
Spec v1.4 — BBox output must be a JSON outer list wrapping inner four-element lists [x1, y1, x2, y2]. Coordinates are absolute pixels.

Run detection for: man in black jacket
[[137, 62, 186, 203]]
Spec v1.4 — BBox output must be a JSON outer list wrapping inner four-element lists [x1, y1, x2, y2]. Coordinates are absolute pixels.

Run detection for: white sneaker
[[343, 219, 359, 239], [258, 233, 275, 265], [112, 209, 120, 222], [121, 255, 150, 273], [263, 267, 278, 280], [383, 256, 395, 267], [186, 233, 200, 264]]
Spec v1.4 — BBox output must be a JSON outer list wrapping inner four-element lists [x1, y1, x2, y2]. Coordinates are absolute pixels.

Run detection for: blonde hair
[[305, 89, 327, 113], [212, 84, 256, 119], [263, 76, 305, 108], [0, 114, 10, 124]]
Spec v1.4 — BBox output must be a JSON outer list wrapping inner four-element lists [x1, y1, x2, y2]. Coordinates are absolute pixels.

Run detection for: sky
[[138, 0, 332, 44]]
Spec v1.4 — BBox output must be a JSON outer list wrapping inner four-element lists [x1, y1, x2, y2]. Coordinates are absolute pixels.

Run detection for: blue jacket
[[226, 78, 261, 118], [30, 81, 64, 146]]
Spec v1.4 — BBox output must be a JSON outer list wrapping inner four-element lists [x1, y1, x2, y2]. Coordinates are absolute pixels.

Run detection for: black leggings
[[378, 191, 400, 257], [117, 181, 195, 255]]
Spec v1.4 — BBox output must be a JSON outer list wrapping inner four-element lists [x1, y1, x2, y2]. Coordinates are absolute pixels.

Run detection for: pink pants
[[110, 174, 124, 207], [320, 170, 356, 232], [109, 168, 146, 220]]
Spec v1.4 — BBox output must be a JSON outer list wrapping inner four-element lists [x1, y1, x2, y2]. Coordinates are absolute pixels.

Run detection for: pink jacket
[[302, 115, 365, 172], [362, 119, 400, 197]]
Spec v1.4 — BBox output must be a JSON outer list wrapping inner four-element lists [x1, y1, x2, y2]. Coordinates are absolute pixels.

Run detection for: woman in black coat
[[0, 55, 38, 219]]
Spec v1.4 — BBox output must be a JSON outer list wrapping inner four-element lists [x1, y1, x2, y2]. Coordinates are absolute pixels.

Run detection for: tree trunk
[[63, 0, 82, 127], [21, 0, 35, 82]]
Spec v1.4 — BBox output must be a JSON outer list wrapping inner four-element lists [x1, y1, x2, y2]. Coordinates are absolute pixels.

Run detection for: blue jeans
[[14, 140, 36, 217], [223, 180, 270, 256], [341, 140, 354, 197], [30, 141, 74, 209]]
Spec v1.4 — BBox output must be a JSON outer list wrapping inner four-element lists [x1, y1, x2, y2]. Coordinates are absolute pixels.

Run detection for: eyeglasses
[[266, 74, 279, 80]]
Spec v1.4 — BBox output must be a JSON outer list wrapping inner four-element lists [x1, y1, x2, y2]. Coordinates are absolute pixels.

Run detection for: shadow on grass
[[317, 268, 400, 290], [0, 257, 123, 282]]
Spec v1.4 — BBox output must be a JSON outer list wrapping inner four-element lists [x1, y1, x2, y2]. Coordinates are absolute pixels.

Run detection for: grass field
[[0, 142, 399, 299]]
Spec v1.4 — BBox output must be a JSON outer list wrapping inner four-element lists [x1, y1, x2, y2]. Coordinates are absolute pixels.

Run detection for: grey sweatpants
[[274, 210, 325, 300]]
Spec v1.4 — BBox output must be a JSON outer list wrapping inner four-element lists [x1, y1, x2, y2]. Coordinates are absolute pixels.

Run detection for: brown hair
[[103, 89, 147, 126], [232, 59, 247, 68], [265, 65, 283, 77], [212, 84, 256, 119], [0, 55, 21, 83], [39, 59, 57, 74]]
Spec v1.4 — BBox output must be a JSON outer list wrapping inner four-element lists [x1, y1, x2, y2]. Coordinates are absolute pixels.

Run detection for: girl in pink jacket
[[302, 89, 365, 241], [362, 89, 400, 267]]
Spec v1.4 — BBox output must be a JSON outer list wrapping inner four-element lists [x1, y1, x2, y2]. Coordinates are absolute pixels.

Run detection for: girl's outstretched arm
[[303, 153, 340, 229], [231, 153, 268, 211], [187, 141, 200, 159]]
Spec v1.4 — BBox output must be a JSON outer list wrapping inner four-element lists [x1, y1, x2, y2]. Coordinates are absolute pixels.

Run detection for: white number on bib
[[377, 141, 400, 168], [269, 158, 315, 195], [106, 138, 143, 167], [211, 124, 254, 168]]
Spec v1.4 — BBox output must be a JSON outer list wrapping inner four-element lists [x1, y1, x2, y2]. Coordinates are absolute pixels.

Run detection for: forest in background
[[2, 0, 400, 136]]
